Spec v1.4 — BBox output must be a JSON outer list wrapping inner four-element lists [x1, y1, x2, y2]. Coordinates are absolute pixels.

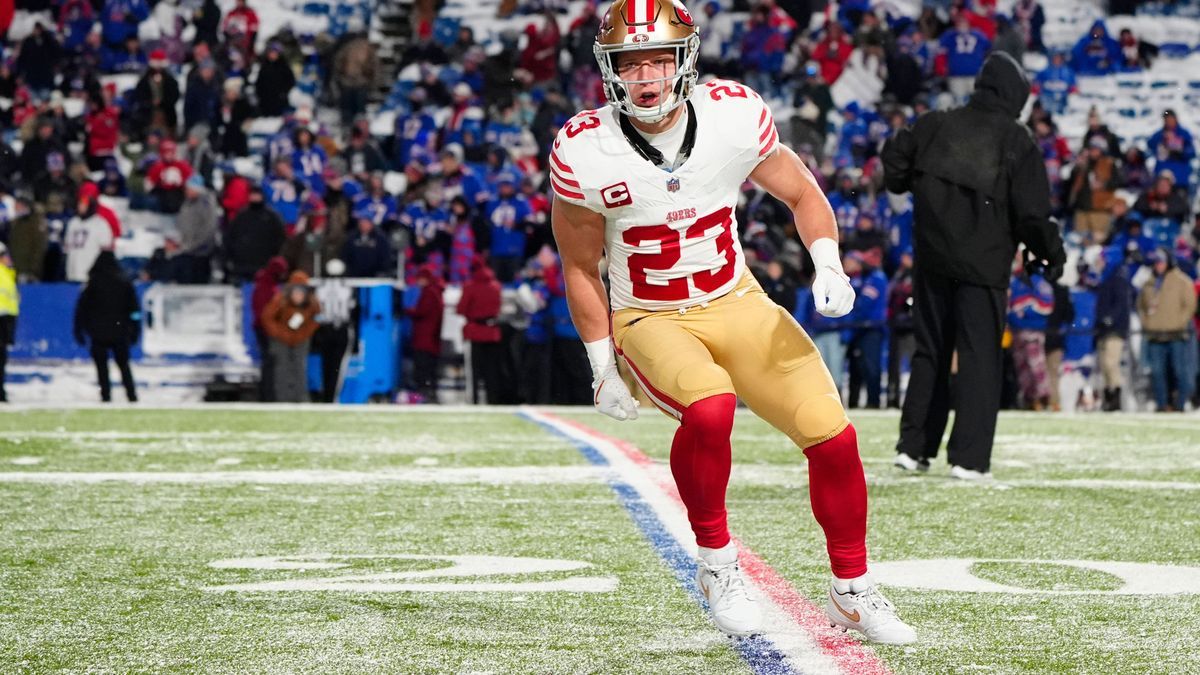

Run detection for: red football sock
[[803, 424, 869, 579], [670, 393, 737, 549]]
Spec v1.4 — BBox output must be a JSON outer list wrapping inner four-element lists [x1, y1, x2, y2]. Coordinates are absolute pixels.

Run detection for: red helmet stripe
[[625, 0, 637, 25]]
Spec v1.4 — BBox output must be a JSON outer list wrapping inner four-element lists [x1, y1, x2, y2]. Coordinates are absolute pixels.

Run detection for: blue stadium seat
[[301, 2, 331, 17]]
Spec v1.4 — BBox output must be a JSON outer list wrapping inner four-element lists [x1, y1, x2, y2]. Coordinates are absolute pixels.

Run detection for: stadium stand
[[0, 0, 1197, 409]]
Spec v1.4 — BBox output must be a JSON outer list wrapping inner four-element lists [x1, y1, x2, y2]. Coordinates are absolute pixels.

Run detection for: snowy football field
[[1, 406, 1198, 673]]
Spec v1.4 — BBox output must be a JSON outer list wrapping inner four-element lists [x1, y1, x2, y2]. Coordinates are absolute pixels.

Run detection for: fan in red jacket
[[84, 88, 121, 171], [78, 182, 121, 239], [456, 256, 502, 403], [146, 139, 193, 213], [222, 0, 259, 63], [408, 264, 445, 401]]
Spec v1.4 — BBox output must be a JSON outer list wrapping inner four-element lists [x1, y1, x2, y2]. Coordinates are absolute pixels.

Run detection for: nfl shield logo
[[667, 177, 681, 193]]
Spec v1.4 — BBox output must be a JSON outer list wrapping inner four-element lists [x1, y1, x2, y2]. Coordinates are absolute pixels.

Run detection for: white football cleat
[[696, 551, 761, 637], [826, 576, 917, 645], [950, 465, 994, 482], [893, 453, 929, 473]]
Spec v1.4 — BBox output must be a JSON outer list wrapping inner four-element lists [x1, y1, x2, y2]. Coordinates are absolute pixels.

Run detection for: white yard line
[[0, 466, 607, 485], [729, 466, 1200, 491]]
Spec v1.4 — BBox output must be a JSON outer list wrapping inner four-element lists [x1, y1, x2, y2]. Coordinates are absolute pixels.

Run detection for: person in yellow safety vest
[[0, 242, 19, 403]]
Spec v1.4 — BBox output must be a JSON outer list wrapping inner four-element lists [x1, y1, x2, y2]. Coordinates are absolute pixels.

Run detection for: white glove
[[584, 337, 639, 421], [809, 238, 855, 318]]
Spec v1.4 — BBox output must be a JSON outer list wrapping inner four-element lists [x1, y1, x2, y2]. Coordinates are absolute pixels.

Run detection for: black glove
[[1043, 261, 1064, 283], [1024, 247, 1066, 283]]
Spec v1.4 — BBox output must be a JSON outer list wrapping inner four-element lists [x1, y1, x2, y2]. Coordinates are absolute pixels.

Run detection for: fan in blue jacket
[[262, 158, 307, 228], [1094, 246, 1131, 340], [1035, 51, 1076, 115], [845, 253, 889, 408], [940, 18, 991, 77], [101, 0, 150, 50], [291, 128, 328, 196], [1008, 272, 1054, 332], [485, 173, 533, 284], [834, 103, 871, 170], [1146, 110, 1196, 191], [1071, 20, 1121, 76], [341, 206, 394, 278], [827, 172, 863, 235], [355, 175, 400, 229], [394, 89, 439, 168]]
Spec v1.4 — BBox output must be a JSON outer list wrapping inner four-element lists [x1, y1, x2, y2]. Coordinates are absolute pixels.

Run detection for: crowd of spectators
[[0, 0, 1197, 409]]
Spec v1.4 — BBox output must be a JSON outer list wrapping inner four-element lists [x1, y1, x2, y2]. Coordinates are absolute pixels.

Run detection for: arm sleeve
[[1010, 142, 1065, 265], [882, 126, 918, 194]]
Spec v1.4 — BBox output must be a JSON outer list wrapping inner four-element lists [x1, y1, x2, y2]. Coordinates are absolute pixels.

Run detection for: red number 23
[[622, 207, 736, 302], [564, 114, 601, 138]]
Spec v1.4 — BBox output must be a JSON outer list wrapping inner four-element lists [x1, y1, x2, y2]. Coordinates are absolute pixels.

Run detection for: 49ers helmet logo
[[673, 0, 694, 26]]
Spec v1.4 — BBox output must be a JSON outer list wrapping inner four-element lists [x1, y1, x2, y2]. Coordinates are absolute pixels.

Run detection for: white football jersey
[[64, 213, 116, 282], [550, 79, 779, 312]]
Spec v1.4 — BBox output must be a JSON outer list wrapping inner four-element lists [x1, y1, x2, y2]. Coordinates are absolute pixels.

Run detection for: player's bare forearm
[[551, 198, 611, 343], [749, 145, 839, 247], [562, 267, 612, 342]]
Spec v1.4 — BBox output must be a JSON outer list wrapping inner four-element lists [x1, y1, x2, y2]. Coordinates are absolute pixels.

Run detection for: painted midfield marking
[[204, 554, 619, 593]]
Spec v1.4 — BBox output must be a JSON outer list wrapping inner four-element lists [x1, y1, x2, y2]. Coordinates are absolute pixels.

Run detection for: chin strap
[[619, 100, 697, 171]]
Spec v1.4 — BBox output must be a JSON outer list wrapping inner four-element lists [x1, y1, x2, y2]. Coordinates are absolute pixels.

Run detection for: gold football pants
[[613, 272, 849, 448]]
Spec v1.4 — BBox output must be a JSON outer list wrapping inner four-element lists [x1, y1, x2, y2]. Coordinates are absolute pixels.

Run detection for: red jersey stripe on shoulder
[[759, 118, 775, 144], [552, 177, 585, 200], [759, 128, 779, 157], [551, 167, 580, 188], [550, 151, 574, 175], [758, 108, 768, 128]]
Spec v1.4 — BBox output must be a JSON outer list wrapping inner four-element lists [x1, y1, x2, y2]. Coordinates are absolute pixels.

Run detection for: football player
[[550, 0, 916, 644]]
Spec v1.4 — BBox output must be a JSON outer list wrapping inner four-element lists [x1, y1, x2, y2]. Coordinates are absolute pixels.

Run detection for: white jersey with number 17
[[550, 79, 780, 312]]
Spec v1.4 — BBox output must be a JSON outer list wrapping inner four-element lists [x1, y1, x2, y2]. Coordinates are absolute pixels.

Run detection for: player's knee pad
[[675, 362, 734, 404], [792, 393, 849, 449], [681, 392, 736, 436]]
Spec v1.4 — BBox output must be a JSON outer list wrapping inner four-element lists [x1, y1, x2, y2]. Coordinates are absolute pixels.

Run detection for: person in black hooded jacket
[[73, 251, 141, 403], [882, 52, 1066, 478], [225, 186, 287, 284]]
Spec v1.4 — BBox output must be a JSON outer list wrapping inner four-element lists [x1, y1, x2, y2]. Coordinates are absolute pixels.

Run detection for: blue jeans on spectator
[[813, 331, 846, 397], [1146, 339, 1192, 410]]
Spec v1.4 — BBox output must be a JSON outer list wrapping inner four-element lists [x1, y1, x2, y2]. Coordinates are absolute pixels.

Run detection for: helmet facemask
[[595, 33, 700, 124]]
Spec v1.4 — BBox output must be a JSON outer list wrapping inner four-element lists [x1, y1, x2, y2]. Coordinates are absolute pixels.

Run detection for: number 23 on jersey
[[622, 206, 736, 302]]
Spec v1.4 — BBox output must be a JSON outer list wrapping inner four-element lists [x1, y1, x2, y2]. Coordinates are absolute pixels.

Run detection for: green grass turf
[[0, 410, 744, 673], [0, 409, 587, 471], [564, 409, 1200, 674], [2, 408, 1199, 673]]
